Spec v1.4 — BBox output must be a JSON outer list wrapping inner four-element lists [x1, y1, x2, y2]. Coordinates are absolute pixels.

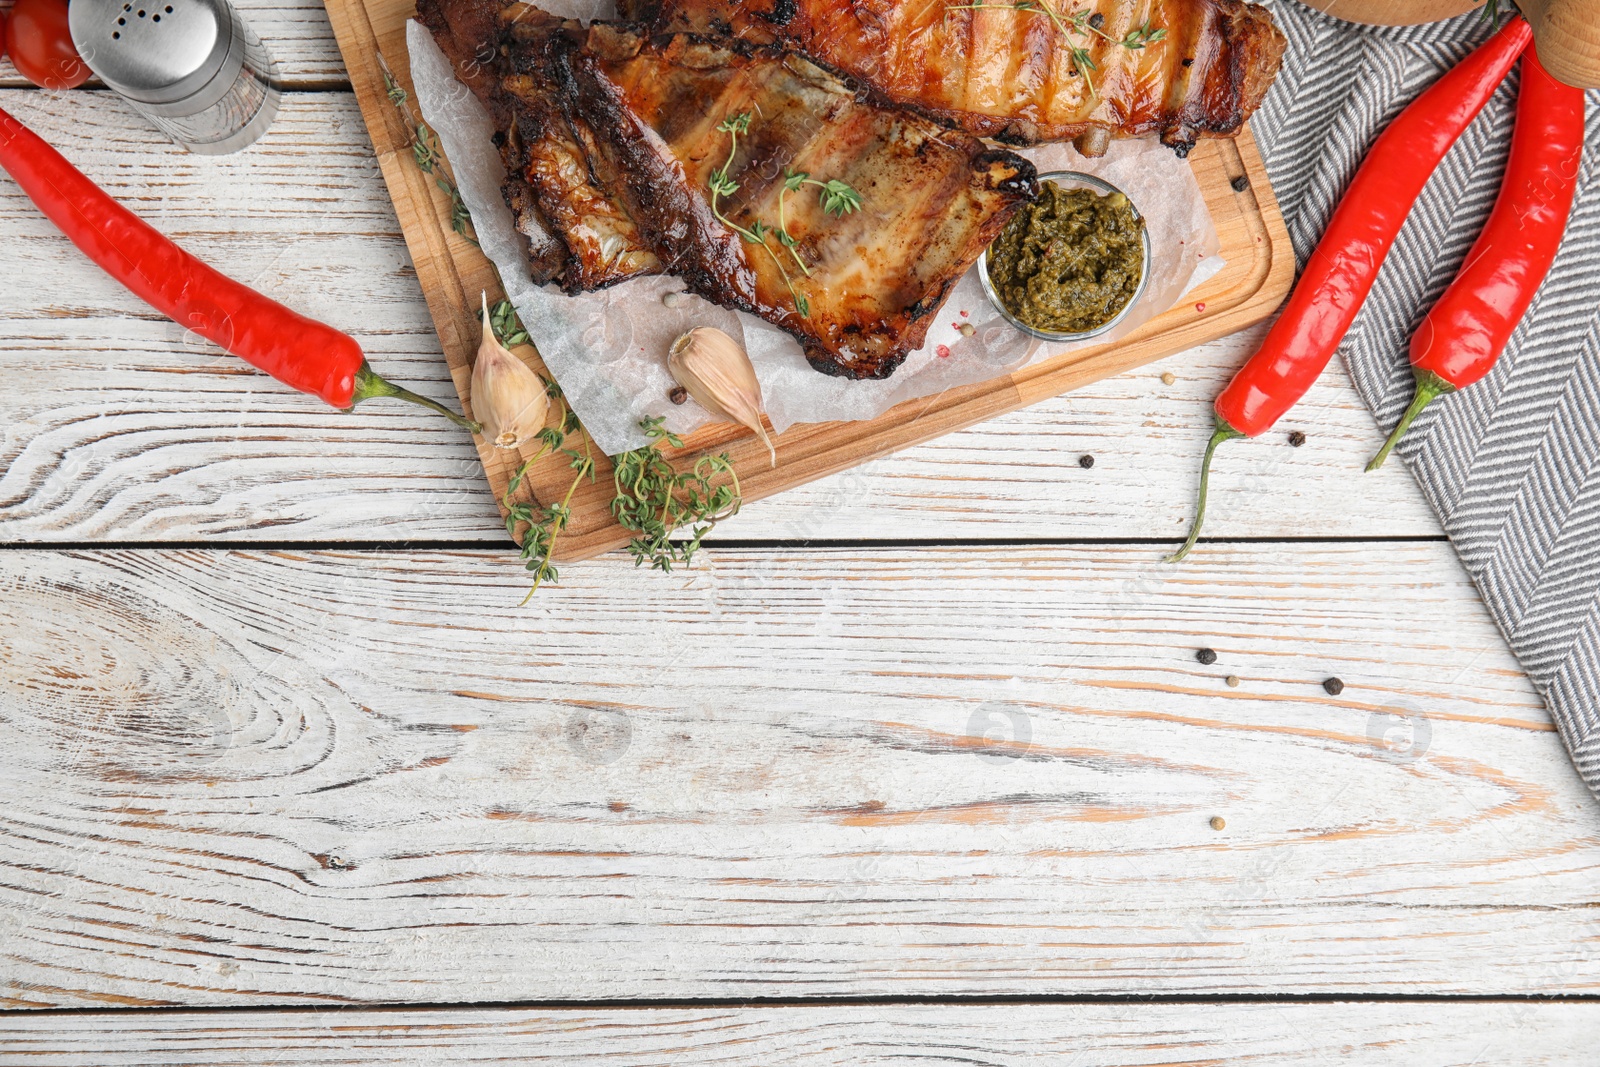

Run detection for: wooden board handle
[[1300, 0, 1600, 88], [1522, 0, 1600, 89]]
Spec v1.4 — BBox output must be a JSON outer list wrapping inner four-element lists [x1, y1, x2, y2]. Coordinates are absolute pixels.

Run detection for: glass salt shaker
[[68, 0, 281, 154]]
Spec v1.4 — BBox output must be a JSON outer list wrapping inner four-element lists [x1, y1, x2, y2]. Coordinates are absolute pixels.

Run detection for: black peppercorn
[[1196, 648, 1217, 666], [668, 386, 689, 405], [1078, 454, 1095, 469], [1230, 174, 1250, 193], [1288, 430, 1307, 447], [1323, 677, 1345, 696], [1088, 11, 1104, 28]]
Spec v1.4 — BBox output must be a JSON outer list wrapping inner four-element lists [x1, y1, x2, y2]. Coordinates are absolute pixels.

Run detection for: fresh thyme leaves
[[503, 382, 595, 602], [1065, 6, 1164, 50], [707, 113, 862, 319], [1121, 19, 1166, 49], [503, 406, 745, 594], [482, 297, 531, 348], [708, 114, 806, 314], [709, 113, 808, 315], [611, 417, 742, 573], [943, 2, 1165, 98], [377, 53, 478, 247], [801, 174, 865, 218], [778, 171, 811, 278]]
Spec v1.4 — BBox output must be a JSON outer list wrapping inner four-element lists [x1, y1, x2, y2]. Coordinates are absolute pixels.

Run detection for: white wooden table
[[2, 6, 1598, 1061]]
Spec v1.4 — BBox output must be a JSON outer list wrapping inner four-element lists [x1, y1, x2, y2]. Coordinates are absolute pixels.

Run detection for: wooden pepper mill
[[1296, 0, 1600, 88]]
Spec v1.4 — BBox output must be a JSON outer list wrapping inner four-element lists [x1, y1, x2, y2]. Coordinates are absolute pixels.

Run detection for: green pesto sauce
[[987, 181, 1145, 335]]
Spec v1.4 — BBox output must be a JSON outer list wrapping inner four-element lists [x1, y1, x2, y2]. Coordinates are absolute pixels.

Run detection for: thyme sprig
[[1120, 19, 1166, 49], [708, 112, 862, 318], [709, 113, 809, 316], [778, 168, 864, 276], [943, 2, 1165, 98], [482, 297, 531, 348], [378, 52, 478, 246], [482, 299, 588, 601], [503, 383, 595, 602], [612, 417, 742, 573], [948, 1, 1097, 91], [488, 300, 745, 594], [1478, 0, 1504, 24], [503, 405, 745, 591]]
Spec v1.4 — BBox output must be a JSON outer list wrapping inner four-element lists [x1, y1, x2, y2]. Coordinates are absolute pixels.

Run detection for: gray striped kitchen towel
[[1251, 2, 1600, 796]]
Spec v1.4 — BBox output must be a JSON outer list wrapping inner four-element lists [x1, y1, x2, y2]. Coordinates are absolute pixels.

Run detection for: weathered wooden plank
[[0, 89, 492, 541], [0, 0, 349, 89], [0, 90, 1438, 544], [3, 1002, 1598, 1064], [0, 544, 1588, 1007]]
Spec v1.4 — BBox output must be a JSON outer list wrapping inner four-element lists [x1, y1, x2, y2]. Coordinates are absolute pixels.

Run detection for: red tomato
[[0, 12, 8, 63], [7, 0, 90, 90]]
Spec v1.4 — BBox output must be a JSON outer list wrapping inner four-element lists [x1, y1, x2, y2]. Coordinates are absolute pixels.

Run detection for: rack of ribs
[[420, 0, 1038, 379], [556, 23, 1037, 378], [633, 0, 1286, 156]]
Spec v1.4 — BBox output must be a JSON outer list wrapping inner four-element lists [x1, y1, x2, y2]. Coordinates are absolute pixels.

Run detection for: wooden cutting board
[[322, 0, 1297, 562]]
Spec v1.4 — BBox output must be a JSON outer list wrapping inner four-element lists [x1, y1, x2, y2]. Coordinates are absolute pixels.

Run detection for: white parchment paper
[[407, 15, 1223, 456]]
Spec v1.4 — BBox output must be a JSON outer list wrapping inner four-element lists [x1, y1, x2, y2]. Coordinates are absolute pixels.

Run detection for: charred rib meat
[[557, 24, 1037, 378], [418, 0, 660, 291], [640, 0, 1286, 155]]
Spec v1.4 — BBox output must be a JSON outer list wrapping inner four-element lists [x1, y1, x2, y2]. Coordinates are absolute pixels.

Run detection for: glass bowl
[[978, 170, 1153, 343]]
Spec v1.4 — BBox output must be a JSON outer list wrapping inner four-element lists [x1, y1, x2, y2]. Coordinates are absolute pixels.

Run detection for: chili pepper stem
[[1365, 371, 1454, 472], [351, 363, 482, 432], [1166, 418, 1245, 564]]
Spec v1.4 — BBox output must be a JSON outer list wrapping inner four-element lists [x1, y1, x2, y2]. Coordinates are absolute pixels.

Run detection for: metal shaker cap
[[69, 0, 246, 116]]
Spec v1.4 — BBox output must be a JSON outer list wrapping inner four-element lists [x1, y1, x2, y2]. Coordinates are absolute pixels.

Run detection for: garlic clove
[[668, 327, 777, 467], [471, 291, 549, 450]]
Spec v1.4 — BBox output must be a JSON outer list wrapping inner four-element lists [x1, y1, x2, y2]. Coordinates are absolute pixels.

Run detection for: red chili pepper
[[1367, 49, 1585, 471], [1167, 16, 1533, 562], [0, 104, 478, 429]]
